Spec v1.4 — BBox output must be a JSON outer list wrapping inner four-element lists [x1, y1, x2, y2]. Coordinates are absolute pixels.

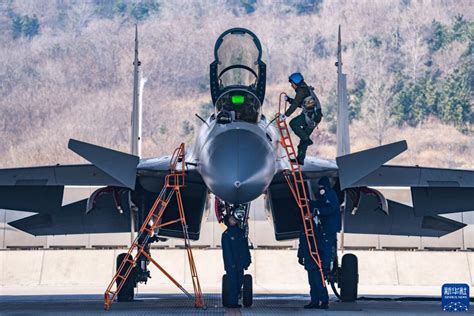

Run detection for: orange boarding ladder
[[276, 93, 326, 286], [103, 143, 204, 310]]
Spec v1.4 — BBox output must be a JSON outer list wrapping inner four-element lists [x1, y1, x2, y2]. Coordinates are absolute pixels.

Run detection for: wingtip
[[67, 138, 80, 150]]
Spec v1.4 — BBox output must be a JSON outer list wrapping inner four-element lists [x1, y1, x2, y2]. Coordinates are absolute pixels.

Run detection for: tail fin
[[131, 25, 146, 157], [336, 25, 350, 157]]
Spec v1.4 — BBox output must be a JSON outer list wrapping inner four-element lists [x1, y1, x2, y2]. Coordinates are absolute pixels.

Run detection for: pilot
[[280, 72, 322, 165], [221, 214, 251, 308]]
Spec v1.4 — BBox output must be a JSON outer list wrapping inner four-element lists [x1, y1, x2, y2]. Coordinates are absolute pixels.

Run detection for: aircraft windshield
[[217, 32, 260, 87], [210, 28, 266, 106]]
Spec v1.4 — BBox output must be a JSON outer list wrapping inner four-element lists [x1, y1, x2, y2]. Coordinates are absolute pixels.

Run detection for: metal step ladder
[[276, 93, 326, 286], [103, 143, 204, 310]]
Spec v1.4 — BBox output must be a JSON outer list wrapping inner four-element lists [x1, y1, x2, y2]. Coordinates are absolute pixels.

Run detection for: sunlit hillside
[[0, 0, 472, 168]]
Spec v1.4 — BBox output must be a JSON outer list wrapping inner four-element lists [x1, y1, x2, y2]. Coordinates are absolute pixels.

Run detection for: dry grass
[[312, 118, 473, 169], [0, 1, 472, 170]]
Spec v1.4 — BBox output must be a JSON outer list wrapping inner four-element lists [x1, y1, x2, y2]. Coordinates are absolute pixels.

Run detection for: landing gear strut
[[217, 199, 253, 308]]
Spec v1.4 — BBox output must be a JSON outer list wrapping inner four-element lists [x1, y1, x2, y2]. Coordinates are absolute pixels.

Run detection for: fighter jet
[[1, 27, 473, 302]]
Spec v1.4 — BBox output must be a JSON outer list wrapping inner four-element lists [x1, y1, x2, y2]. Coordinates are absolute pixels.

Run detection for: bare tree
[[361, 50, 394, 146]]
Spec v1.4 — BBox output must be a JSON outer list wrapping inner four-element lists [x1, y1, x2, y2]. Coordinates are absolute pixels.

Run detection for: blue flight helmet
[[289, 72, 304, 85]]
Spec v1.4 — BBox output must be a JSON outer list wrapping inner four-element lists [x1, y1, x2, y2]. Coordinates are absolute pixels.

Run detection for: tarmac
[[0, 293, 471, 315]]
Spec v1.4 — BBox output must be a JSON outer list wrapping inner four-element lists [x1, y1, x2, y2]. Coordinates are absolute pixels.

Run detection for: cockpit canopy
[[210, 28, 266, 107], [217, 31, 260, 87]]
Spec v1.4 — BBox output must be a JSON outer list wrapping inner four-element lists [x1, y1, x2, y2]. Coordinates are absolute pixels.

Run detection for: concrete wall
[[1, 249, 473, 296], [1, 187, 473, 250]]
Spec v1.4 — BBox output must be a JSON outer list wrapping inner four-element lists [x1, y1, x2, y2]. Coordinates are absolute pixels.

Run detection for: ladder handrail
[[279, 92, 288, 114], [276, 94, 326, 287], [104, 143, 204, 310]]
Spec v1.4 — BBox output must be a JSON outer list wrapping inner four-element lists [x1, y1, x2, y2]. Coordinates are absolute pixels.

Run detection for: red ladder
[[276, 93, 326, 286], [103, 143, 204, 310]]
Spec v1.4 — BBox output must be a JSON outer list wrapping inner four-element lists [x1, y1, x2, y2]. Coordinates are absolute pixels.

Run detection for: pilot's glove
[[279, 114, 287, 121], [284, 96, 293, 103], [298, 257, 304, 266]]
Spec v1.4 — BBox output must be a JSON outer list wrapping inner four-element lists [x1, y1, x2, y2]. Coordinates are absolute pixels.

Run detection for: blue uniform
[[310, 176, 341, 275], [222, 225, 251, 306], [298, 176, 341, 305], [298, 230, 328, 304]]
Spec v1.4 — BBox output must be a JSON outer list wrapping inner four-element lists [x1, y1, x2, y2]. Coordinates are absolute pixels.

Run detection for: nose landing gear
[[221, 273, 253, 308]]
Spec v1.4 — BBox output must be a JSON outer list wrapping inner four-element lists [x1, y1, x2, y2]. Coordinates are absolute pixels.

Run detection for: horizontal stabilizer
[[412, 187, 474, 216], [68, 139, 139, 189], [421, 215, 466, 233], [336, 140, 407, 190], [344, 199, 465, 237], [0, 185, 63, 213], [8, 194, 131, 236]]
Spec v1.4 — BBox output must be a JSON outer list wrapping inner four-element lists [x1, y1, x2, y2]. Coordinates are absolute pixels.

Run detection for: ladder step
[[142, 228, 153, 234]]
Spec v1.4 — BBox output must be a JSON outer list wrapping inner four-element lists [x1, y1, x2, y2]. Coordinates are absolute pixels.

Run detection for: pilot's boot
[[297, 153, 306, 166], [297, 142, 308, 165]]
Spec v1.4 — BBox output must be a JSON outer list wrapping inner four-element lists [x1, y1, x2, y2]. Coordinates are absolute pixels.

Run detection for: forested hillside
[[0, 0, 472, 168]]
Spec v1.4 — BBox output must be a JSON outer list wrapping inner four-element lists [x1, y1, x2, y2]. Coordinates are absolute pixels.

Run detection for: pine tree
[[427, 20, 450, 53], [439, 65, 471, 130], [23, 15, 40, 38], [11, 15, 23, 39]]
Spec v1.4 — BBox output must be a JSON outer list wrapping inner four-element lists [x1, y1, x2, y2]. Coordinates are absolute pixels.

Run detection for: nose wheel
[[221, 273, 253, 307], [242, 274, 253, 307], [221, 274, 229, 307]]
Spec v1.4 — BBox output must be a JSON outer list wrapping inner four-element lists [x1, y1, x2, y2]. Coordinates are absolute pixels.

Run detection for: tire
[[340, 254, 358, 302], [243, 274, 253, 307], [116, 253, 135, 302], [222, 274, 229, 307]]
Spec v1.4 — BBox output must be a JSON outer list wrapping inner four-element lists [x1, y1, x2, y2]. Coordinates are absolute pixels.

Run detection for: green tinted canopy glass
[[231, 95, 245, 105]]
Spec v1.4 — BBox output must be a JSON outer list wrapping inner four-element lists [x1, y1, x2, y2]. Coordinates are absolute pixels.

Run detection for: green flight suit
[[285, 81, 317, 163]]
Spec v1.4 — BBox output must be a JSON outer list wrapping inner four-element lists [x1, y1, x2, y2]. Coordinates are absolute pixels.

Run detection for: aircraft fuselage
[[193, 113, 281, 204]]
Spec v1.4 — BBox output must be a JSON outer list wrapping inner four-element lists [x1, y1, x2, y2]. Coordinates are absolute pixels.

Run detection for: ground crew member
[[302, 176, 341, 309], [280, 72, 322, 165], [311, 176, 341, 278], [298, 227, 328, 309], [221, 214, 251, 308]]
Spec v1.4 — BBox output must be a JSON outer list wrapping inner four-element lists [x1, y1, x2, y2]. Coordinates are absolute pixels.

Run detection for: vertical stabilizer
[[131, 25, 143, 157], [336, 25, 350, 157]]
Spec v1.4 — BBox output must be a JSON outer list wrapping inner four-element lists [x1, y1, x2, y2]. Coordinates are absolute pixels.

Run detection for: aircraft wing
[[0, 164, 127, 215], [336, 141, 474, 216], [4, 139, 208, 239], [0, 164, 125, 187], [267, 140, 473, 240]]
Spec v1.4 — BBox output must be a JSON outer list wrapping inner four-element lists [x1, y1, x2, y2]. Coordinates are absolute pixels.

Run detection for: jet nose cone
[[200, 128, 276, 204]]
